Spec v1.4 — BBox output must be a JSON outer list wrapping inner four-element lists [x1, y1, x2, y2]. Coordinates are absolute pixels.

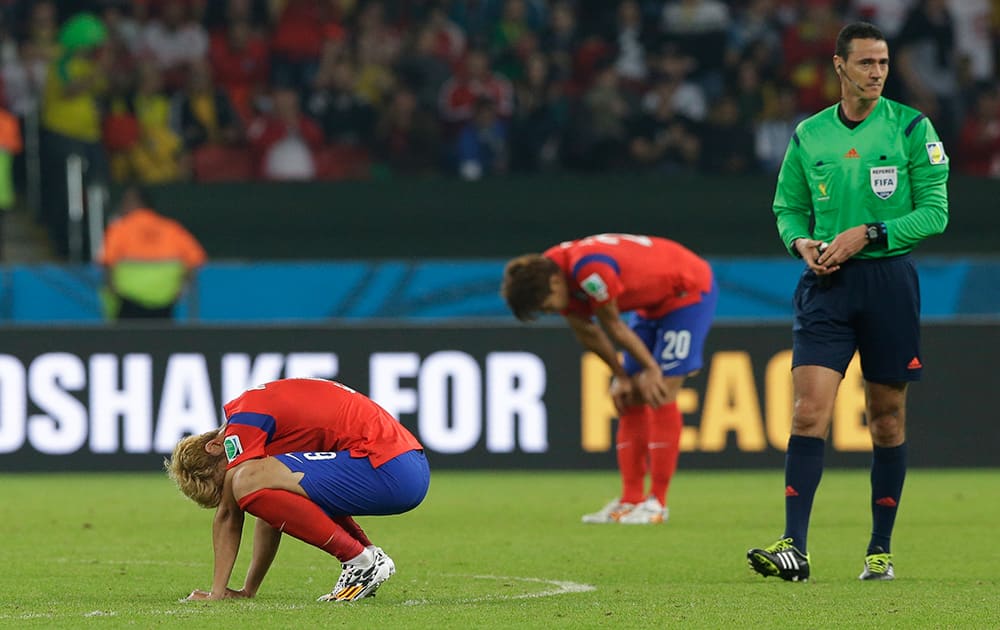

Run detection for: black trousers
[[116, 297, 175, 320]]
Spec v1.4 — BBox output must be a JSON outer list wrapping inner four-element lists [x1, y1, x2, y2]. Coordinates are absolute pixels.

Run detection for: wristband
[[790, 238, 804, 258]]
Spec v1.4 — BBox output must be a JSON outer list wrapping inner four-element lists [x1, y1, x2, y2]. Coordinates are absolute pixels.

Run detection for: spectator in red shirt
[[246, 85, 324, 180], [438, 48, 514, 129], [208, 18, 270, 123], [269, 0, 337, 90], [780, 0, 840, 114]]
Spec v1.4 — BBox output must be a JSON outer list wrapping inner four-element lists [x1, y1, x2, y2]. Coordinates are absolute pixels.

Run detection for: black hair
[[835, 22, 886, 60], [501, 254, 560, 322]]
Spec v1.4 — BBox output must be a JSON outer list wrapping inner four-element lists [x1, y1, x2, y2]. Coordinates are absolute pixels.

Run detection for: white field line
[[402, 574, 596, 606], [0, 573, 595, 620]]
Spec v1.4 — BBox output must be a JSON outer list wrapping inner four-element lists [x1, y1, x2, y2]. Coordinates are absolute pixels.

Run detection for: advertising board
[[0, 323, 993, 470]]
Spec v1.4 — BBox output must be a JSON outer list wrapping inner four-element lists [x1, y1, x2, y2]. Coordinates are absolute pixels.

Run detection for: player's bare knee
[[868, 410, 905, 445], [791, 398, 833, 434], [866, 390, 906, 444]]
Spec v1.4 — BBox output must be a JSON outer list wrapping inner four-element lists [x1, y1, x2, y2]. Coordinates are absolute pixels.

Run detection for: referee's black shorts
[[791, 254, 923, 383]]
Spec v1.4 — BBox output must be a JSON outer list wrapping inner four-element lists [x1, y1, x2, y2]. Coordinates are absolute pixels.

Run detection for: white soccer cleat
[[581, 498, 635, 523], [318, 547, 396, 602], [618, 496, 668, 524]]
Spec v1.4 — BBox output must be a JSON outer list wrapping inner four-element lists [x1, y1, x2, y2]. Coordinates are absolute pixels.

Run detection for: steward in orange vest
[[98, 187, 206, 319]]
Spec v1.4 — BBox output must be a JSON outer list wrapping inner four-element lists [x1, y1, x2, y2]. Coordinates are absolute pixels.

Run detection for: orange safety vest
[[99, 208, 206, 268], [99, 208, 207, 308]]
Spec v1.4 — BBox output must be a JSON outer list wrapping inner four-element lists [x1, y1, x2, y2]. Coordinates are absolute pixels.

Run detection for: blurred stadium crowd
[[1, 0, 999, 185]]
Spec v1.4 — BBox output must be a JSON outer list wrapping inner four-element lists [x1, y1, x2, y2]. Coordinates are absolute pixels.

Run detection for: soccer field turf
[[1, 469, 997, 629]]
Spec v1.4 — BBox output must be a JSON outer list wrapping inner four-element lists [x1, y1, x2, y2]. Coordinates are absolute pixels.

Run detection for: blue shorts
[[792, 254, 922, 383], [275, 450, 429, 517], [623, 279, 718, 377]]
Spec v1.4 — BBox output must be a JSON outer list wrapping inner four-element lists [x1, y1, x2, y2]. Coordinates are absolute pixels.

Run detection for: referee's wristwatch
[[864, 222, 887, 246]]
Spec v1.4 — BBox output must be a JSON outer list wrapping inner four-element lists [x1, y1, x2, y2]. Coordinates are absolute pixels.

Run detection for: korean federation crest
[[870, 166, 897, 200]]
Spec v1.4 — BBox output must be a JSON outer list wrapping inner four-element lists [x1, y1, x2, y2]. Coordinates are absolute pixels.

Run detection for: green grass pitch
[[1, 469, 998, 629]]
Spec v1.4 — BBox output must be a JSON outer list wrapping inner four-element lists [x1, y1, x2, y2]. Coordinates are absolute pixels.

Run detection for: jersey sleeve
[[223, 411, 275, 468], [772, 131, 813, 256], [888, 116, 949, 249], [571, 256, 624, 308], [169, 220, 207, 269]]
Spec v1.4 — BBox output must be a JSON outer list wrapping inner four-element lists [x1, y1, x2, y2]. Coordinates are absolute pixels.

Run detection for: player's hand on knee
[[608, 376, 635, 413], [637, 368, 668, 408], [610, 376, 639, 413]]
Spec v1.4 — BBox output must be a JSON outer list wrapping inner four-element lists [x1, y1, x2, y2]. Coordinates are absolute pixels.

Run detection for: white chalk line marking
[[402, 574, 596, 606], [0, 572, 595, 619]]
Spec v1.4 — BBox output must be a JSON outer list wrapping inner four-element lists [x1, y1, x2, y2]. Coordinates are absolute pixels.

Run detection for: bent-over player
[[502, 233, 717, 524], [166, 378, 429, 602]]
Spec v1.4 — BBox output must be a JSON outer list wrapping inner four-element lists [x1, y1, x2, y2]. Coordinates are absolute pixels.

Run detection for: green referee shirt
[[772, 97, 949, 258]]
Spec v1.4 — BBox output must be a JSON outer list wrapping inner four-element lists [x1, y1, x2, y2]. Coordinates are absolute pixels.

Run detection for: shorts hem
[[863, 373, 922, 385], [790, 360, 847, 376]]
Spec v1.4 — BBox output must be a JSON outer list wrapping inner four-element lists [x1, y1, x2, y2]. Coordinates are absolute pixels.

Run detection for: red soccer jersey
[[543, 234, 713, 319], [222, 378, 423, 469]]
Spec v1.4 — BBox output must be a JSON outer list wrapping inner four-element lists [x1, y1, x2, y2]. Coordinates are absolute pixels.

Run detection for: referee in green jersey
[[747, 22, 949, 583]]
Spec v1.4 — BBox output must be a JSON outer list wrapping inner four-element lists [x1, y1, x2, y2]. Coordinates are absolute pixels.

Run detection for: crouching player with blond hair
[[166, 378, 429, 602]]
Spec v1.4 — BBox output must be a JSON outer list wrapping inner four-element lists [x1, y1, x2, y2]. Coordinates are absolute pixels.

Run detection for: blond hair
[[164, 430, 226, 508]]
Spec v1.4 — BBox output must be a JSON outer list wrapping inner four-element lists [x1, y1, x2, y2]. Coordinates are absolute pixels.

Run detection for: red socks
[[616, 405, 651, 504], [238, 489, 365, 562], [647, 401, 682, 506], [333, 516, 373, 548]]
